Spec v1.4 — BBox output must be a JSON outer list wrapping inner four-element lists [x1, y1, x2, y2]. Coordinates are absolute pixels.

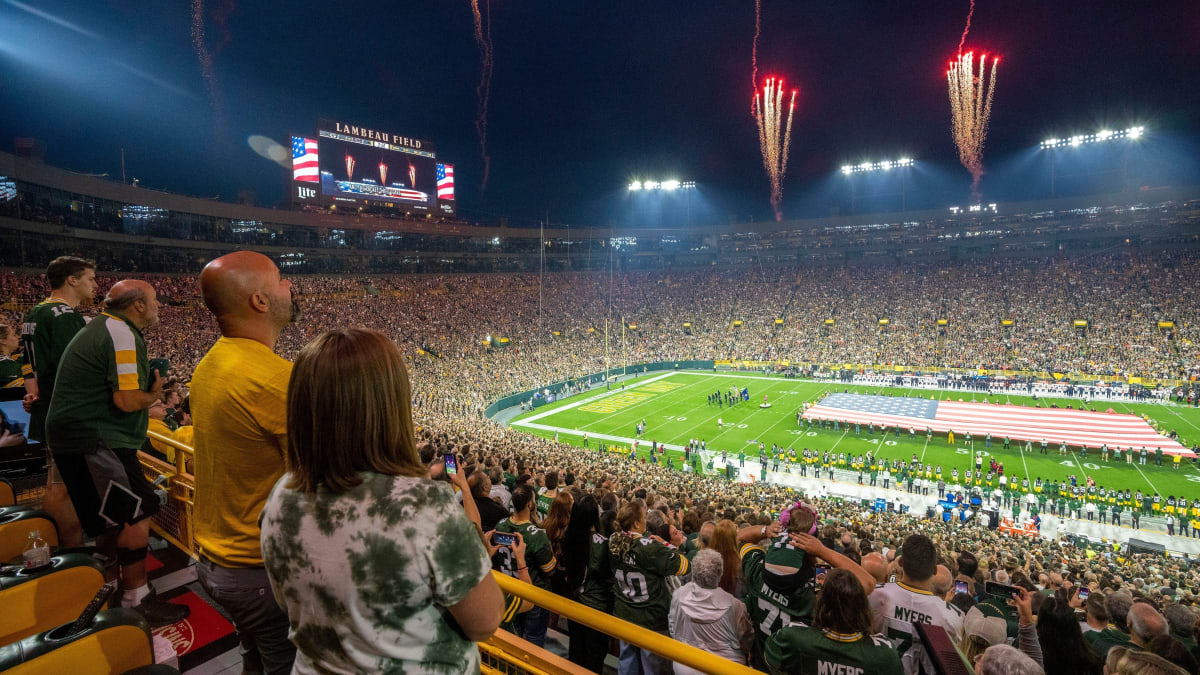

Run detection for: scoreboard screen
[[317, 132, 437, 212]]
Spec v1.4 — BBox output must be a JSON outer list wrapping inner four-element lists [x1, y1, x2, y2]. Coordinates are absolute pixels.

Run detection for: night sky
[[1, 0, 1198, 225]]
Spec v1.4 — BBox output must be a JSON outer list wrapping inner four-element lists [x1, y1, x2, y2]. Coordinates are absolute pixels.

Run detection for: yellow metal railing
[[492, 573, 762, 675], [138, 433, 762, 673]]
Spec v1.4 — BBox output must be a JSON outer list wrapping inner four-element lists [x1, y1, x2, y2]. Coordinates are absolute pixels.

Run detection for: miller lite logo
[[296, 185, 316, 200]]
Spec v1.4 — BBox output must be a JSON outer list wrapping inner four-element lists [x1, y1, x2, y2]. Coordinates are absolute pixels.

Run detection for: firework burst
[[753, 77, 797, 221], [750, 0, 760, 115], [947, 51, 998, 201]]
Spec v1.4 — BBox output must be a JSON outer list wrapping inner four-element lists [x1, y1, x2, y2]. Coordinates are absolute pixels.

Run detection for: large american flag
[[436, 163, 455, 200], [803, 393, 1189, 454], [291, 137, 319, 183]]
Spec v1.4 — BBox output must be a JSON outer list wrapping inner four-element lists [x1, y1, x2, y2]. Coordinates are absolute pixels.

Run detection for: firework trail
[[190, 0, 225, 135], [947, 51, 998, 201], [957, 0, 974, 55], [750, 0, 760, 115], [753, 77, 797, 221], [470, 0, 494, 192]]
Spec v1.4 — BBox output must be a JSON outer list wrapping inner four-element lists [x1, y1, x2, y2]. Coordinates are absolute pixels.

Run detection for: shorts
[[54, 443, 159, 538]]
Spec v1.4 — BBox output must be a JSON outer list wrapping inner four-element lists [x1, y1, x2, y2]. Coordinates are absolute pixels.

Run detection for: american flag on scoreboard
[[802, 393, 1189, 454], [436, 163, 455, 200], [291, 137, 319, 183]]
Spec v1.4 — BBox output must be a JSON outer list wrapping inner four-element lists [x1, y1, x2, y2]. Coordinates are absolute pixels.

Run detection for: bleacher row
[[0, 441, 773, 675]]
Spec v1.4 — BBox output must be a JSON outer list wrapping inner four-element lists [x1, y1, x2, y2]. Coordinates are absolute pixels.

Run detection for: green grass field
[[510, 370, 1200, 499]]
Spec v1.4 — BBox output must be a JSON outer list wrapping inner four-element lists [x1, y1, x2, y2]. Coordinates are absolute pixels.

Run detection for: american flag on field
[[803, 393, 1190, 455], [291, 137, 319, 183], [436, 163, 455, 200]]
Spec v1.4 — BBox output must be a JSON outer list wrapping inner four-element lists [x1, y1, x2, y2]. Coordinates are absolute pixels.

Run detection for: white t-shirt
[[869, 581, 965, 675]]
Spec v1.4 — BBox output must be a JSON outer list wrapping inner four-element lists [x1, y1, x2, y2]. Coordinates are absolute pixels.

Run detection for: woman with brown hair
[[764, 567, 902, 675], [710, 519, 744, 599], [260, 328, 503, 674], [541, 491, 574, 596]]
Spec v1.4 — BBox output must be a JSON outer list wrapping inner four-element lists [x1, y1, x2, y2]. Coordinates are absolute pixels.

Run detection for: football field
[[510, 370, 1200, 499]]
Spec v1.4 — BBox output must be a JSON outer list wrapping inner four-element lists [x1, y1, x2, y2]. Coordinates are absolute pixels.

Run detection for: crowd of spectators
[[13, 249, 1200, 674]]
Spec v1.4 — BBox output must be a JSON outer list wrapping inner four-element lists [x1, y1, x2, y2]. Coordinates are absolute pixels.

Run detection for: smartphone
[[984, 580, 1020, 599], [1078, 587, 1090, 601], [955, 580, 969, 595], [443, 454, 458, 476], [149, 357, 170, 381], [493, 532, 517, 547], [815, 565, 829, 587]]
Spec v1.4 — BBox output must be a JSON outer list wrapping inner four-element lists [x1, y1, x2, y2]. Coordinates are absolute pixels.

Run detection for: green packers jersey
[[765, 626, 903, 675], [21, 297, 87, 441], [577, 532, 613, 612], [45, 312, 149, 453], [536, 490, 554, 516], [607, 532, 688, 631], [0, 355, 24, 388], [741, 541, 816, 668], [494, 519, 556, 590]]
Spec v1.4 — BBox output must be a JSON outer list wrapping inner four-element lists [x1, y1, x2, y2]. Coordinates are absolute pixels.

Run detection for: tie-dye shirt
[[261, 472, 490, 674]]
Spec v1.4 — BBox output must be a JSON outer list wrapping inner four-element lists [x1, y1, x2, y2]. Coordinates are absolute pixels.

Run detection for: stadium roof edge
[[2, 151, 1199, 240]]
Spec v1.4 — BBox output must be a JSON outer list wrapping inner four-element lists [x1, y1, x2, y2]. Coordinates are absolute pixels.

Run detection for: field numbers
[[663, 415, 687, 422]]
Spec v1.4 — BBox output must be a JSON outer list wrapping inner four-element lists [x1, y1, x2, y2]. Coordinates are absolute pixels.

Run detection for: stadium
[[2, 2, 1200, 675]]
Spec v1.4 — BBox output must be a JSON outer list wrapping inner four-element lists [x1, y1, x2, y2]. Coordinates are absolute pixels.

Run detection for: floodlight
[[681, 181, 696, 189], [628, 181, 642, 191], [1039, 125, 1147, 149], [644, 180, 660, 190], [841, 165, 853, 175], [841, 158, 916, 174], [661, 179, 680, 191]]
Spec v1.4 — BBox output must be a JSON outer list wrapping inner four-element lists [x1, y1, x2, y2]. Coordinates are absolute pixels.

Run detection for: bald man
[[46, 280, 189, 626], [862, 552, 889, 586], [932, 564, 954, 601], [191, 252, 298, 674]]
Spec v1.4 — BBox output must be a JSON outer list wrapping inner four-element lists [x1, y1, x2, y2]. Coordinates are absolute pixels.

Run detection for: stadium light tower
[[627, 178, 698, 226], [1038, 125, 1146, 196], [839, 158, 914, 214]]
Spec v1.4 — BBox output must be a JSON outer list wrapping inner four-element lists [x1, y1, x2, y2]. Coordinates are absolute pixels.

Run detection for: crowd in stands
[[10, 249, 1200, 674]]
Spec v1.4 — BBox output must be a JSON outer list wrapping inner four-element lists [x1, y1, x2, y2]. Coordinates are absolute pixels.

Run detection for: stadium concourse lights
[[840, 158, 914, 175], [628, 179, 696, 191], [1040, 126, 1145, 149]]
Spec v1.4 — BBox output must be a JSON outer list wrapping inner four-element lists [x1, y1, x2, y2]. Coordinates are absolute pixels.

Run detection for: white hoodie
[[668, 582, 753, 675]]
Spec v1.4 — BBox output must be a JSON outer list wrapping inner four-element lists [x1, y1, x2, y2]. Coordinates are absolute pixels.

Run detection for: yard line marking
[[1068, 450, 1091, 483], [574, 374, 713, 431], [513, 422, 689, 452], [919, 435, 931, 463], [516, 371, 677, 424], [1131, 461, 1161, 495], [671, 378, 799, 444], [828, 429, 850, 452]]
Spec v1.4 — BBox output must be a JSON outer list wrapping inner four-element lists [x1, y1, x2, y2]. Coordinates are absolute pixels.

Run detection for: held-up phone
[[443, 454, 458, 476], [149, 358, 170, 381], [815, 566, 829, 587], [1078, 587, 1090, 601], [955, 580, 969, 595], [492, 532, 517, 547], [984, 580, 1021, 600]]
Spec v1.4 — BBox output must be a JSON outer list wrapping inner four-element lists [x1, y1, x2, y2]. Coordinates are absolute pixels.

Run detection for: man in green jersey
[[21, 256, 95, 547], [494, 485, 556, 646], [46, 280, 188, 626]]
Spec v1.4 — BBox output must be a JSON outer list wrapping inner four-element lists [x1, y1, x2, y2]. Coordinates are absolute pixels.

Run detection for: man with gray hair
[[975, 644, 1043, 675], [669, 549, 753, 675], [1128, 602, 1169, 648], [1085, 590, 1134, 658]]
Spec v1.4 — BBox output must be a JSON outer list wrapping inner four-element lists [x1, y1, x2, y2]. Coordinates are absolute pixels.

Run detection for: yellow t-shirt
[[191, 337, 292, 567], [147, 417, 176, 464]]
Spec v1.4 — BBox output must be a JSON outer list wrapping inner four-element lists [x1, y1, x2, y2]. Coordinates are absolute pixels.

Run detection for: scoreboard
[[290, 120, 455, 215]]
